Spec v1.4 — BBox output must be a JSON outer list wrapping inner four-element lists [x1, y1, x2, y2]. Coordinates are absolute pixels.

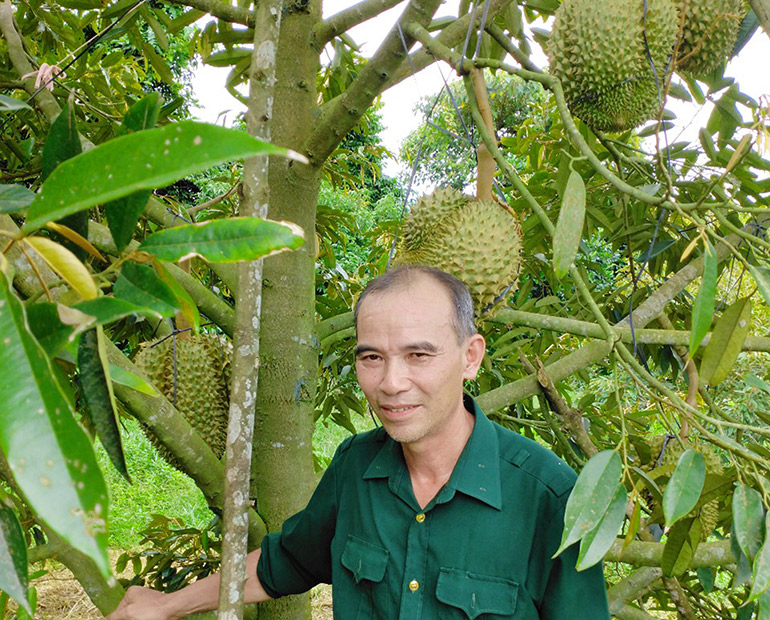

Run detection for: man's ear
[[462, 333, 486, 380]]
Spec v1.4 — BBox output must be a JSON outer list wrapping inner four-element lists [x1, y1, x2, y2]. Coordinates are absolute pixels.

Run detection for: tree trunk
[[250, 2, 321, 618]]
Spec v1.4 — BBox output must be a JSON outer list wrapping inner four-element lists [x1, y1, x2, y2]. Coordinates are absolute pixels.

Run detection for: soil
[[16, 555, 333, 620]]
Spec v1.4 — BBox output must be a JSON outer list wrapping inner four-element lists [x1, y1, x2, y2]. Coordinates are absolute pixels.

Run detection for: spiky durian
[[646, 434, 723, 540], [547, 0, 679, 132], [394, 189, 523, 310], [134, 333, 231, 466], [675, 0, 744, 77]]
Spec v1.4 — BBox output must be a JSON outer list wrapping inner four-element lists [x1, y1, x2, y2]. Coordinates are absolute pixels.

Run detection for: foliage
[[116, 514, 221, 593], [400, 70, 548, 189]]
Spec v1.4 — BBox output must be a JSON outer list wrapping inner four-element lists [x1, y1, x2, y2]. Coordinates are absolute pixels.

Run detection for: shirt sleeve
[[536, 495, 611, 620], [256, 442, 345, 598]]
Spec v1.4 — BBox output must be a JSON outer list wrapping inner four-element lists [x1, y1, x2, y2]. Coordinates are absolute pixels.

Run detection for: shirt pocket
[[436, 568, 519, 619], [339, 535, 390, 620]]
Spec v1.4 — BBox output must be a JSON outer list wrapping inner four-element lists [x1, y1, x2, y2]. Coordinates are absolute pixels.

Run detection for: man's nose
[[380, 360, 409, 393]]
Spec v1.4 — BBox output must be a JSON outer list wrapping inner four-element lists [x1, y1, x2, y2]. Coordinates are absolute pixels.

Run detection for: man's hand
[[106, 586, 177, 620]]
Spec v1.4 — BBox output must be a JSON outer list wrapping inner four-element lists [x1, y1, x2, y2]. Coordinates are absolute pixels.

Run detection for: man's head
[[354, 266, 485, 446], [354, 265, 477, 343]]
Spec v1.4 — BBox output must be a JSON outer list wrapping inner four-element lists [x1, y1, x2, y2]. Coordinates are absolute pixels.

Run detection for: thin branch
[[313, 0, 405, 46], [166, 0, 254, 26], [607, 567, 662, 616], [188, 183, 241, 216]]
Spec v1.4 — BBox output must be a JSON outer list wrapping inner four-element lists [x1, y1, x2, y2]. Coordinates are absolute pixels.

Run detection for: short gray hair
[[354, 265, 477, 342]]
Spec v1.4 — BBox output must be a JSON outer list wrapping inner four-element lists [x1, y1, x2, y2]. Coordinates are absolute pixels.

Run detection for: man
[[109, 265, 610, 619]]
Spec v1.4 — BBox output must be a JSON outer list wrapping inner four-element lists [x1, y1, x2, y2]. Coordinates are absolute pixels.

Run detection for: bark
[[607, 567, 662, 617], [605, 540, 733, 569], [44, 529, 125, 615], [248, 2, 322, 618], [167, 0, 253, 26], [217, 0, 282, 617]]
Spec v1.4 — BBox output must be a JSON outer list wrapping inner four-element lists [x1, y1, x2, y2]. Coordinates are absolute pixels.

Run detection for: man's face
[[354, 276, 484, 446]]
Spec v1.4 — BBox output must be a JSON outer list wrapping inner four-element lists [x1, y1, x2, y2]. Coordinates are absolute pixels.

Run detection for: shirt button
[[409, 580, 420, 592], [415, 513, 426, 523]]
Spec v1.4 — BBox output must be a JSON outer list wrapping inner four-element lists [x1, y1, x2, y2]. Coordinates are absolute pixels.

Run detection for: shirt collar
[[362, 395, 502, 511]]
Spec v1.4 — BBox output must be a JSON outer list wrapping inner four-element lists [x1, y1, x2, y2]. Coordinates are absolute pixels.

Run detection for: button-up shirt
[[257, 397, 610, 619]]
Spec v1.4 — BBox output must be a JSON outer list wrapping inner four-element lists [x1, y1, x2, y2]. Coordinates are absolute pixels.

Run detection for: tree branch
[[605, 540, 733, 568], [607, 567, 662, 617], [304, 0, 444, 167], [316, 306, 770, 354], [165, 0, 254, 27], [383, 0, 513, 89], [0, 0, 61, 122], [216, 0, 282, 615], [313, 0, 405, 47]]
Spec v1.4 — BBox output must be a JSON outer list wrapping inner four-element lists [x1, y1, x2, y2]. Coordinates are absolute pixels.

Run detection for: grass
[[100, 412, 376, 549]]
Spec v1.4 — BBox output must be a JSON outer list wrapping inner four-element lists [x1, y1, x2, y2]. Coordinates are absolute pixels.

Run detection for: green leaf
[[699, 128, 718, 161], [105, 96, 162, 251], [553, 169, 586, 279], [749, 264, 770, 308], [41, 101, 88, 258], [750, 512, 770, 601], [120, 93, 162, 135], [152, 260, 200, 332], [42, 101, 82, 182], [661, 517, 701, 577], [0, 505, 31, 615], [696, 566, 715, 594], [104, 191, 152, 253], [576, 483, 626, 571], [663, 449, 706, 526], [73, 297, 163, 325], [142, 41, 175, 83], [555, 450, 622, 557], [689, 240, 718, 356], [759, 589, 770, 620], [0, 260, 109, 575], [78, 327, 129, 481], [113, 261, 180, 318], [700, 297, 752, 385], [108, 363, 159, 396], [24, 121, 306, 231], [138, 217, 305, 263], [733, 483, 765, 562], [745, 374, 770, 396], [0, 95, 32, 112], [0, 184, 35, 214], [25, 304, 72, 356]]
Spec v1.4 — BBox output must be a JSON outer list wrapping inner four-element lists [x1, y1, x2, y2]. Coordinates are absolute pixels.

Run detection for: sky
[[191, 2, 770, 177]]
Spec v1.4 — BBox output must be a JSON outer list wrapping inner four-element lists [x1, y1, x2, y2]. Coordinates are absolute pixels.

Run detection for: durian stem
[[470, 68, 496, 202]]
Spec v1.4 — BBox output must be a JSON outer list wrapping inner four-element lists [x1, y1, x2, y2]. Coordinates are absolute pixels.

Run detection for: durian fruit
[[547, 0, 679, 132], [394, 189, 523, 310], [646, 434, 724, 540], [675, 0, 744, 77], [134, 333, 231, 465]]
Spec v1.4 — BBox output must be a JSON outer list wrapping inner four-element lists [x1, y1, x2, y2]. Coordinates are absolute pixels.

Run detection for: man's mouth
[[380, 404, 419, 417]]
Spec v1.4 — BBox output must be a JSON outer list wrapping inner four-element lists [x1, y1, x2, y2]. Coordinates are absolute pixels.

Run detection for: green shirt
[[257, 396, 610, 619]]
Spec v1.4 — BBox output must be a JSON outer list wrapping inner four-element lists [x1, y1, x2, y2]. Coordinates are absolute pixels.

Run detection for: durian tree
[[3, 1, 770, 620]]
